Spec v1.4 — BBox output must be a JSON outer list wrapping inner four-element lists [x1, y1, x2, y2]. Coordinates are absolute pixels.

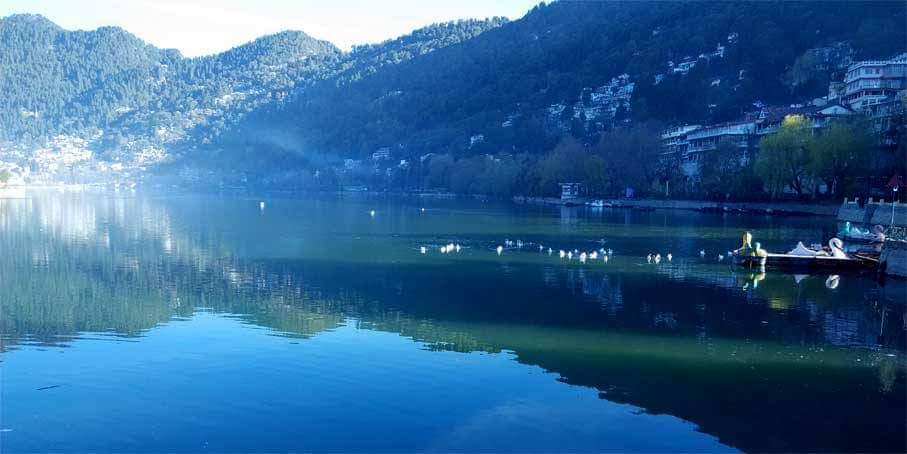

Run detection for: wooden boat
[[733, 238, 875, 271]]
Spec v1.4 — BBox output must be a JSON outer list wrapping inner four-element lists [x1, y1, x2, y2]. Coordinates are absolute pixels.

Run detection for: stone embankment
[[880, 240, 907, 278], [837, 197, 907, 226], [837, 198, 907, 278]]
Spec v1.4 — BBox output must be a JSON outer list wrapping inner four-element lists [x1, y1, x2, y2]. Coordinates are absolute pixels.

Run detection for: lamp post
[[887, 175, 902, 230], [892, 186, 899, 228]]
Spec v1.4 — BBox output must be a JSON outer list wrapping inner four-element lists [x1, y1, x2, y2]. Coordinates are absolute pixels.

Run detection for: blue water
[[1, 192, 904, 452], [3, 314, 731, 452]]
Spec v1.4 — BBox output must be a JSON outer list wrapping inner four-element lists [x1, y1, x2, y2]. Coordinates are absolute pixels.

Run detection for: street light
[[887, 175, 902, 230], [892, 185, 899, 228]]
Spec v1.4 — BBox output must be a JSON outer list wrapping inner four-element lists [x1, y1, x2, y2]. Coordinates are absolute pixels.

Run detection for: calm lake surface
[[1, 191, 905, 453]]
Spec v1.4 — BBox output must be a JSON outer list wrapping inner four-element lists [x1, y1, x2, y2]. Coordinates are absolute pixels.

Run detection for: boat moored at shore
[[732, 233, 876, 271]]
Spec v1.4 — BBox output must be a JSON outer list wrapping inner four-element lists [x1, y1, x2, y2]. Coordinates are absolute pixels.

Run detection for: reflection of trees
[[0, 193, 350, 350], [1, 193, 905, 452]]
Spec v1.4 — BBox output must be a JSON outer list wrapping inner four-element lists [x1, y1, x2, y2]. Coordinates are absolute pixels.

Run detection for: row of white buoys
[[417, 236, 732, 266], [419, 243, 463, 254], [421, 243, 463, 254], [552, 247, 613, 263], [504, 239, 525, 248], [646, 253, 673, 264], [440, 243, 461, 254]]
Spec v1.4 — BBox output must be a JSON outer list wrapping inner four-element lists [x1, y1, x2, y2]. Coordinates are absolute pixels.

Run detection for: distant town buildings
[[661, 51, 907, 181], [544, 74, 636, 134], [842, 52, 907, 111], [372, 147, 391, 161], [559, 182, 582, 200], [343, 158, 361, 170]]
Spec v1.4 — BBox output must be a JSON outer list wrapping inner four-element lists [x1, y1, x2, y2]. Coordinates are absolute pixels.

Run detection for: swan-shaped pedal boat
[[732, 234, 873, 271]]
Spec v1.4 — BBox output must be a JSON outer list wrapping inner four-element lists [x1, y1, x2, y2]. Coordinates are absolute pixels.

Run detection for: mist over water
[[1, 192, 904, 452]]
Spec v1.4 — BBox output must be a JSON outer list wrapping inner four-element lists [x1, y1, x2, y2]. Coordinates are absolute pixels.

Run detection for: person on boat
[[734, 231, 755, 256], [753, 242, 767, 258], [734, 231, 766, 257]]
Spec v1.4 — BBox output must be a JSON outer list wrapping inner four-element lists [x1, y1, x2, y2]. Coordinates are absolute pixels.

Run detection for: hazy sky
[[1, 0, 539, 57]]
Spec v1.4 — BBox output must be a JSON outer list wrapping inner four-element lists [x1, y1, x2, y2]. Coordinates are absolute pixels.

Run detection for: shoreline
[[512, 196, 840, 217], [0, 184, 852, 218]]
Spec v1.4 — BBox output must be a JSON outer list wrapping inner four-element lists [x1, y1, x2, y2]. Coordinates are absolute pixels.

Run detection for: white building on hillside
[[842, 53, 907, 111]]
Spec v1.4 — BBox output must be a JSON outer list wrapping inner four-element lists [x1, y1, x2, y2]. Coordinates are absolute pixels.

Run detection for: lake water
[[1, 192, 905, 452]]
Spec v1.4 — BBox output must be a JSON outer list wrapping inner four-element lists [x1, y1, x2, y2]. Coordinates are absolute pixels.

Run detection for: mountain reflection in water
[[1, 192, 904, 453]]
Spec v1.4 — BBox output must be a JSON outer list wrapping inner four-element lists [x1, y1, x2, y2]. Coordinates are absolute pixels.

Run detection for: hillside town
[[659, 52, 906, 195], [2, 40, 905, 202]]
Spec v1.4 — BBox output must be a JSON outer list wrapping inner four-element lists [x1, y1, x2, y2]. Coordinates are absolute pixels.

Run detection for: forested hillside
[[0, 14, 181, 139], [1, 1, 905, 191], [0, 13, 339, 148], [225, 1, 905, 162], [0, 13, 507, 183]]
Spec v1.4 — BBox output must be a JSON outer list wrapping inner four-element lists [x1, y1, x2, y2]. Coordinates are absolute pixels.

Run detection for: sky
[[1, 0, 539, 57]]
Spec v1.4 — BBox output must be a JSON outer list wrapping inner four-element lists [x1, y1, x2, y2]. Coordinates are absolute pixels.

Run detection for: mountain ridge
[[1, 3, 905, 190], [217, 0, 905, 168]]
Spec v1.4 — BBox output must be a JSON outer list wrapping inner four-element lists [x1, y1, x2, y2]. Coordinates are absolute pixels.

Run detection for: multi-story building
[[559, 182, 582, 200], [862, 90, 906, 148], [661, 125, 701, 155], [687, 121, 756, 154], [659, 102, 859, 179], [842, 53, 907, 111], [681, 121, 757, 176], [753, 104, 854, 136], [659, 125, 700, 176]]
